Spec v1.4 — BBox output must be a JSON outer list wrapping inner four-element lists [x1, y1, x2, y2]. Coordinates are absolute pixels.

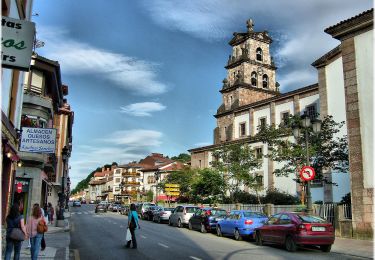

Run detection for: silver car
[[153, 207, 174, 223], [169, 205, 199, 228]]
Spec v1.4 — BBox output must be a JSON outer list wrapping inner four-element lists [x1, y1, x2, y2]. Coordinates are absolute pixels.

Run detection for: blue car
[[216, 210, 268, 240]]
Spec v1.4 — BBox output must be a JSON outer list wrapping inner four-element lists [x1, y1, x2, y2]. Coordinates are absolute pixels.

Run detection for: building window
[[251, 72, 257, 86], [199, 160, 202, 168], [281, 112, 290, 126], [230, 96, 233, 106], [115, 178, 121, 183], [47, 187, 52, 197], [254, 172, 264, 186], [21, 115, 47, 128], [256, 48, 263, 61], [255, 147, 263, 159], [305, 105, 317, 120], [239, 122, 246, 137], [262, 74, 268, 88], [259, 117, 267, 129]]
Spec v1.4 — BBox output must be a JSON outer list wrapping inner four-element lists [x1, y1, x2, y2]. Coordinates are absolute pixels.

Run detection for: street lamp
[[292, 114, 321, 214], [58, 146, 69, 220], [154, 170, 160, 204]]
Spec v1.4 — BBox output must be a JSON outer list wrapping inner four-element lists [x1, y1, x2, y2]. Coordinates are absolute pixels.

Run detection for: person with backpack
[[26, 204, 47, 260], [4, 202, 27, 260], [126, 203, 140, 249]]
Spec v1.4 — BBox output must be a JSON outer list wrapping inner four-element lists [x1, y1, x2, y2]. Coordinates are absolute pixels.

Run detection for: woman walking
[[126, 203, 140, 249], [47, 203, 54, 225], [4, 202, 27, 260], [26, 204, 46, 260]]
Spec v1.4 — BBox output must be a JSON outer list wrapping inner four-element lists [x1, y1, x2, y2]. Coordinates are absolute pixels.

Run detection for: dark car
[[95, 202, 107, 213], [120, 205, 130, 215], [144, 206, 161, 221], [254, 212, 335, 252], [189, 207, 227, 233], [73, 201, 81, 207]]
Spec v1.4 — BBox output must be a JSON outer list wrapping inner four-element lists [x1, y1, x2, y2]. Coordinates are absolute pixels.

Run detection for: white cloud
[[101, 129, 163, 147], [278, 69, 317, 91], [37, 27, 168, 96], [120, 102, 166, 116]]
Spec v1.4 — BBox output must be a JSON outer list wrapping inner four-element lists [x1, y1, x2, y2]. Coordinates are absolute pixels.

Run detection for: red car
[[254, 212, 334, 252]]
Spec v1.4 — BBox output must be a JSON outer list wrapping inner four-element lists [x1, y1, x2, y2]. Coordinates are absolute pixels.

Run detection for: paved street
[[69, 205, 371, 260]]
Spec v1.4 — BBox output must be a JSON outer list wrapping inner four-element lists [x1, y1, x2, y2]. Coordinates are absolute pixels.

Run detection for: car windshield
[[297, 214, 327, 223], [149, 206, 157, 210], [186, 207, 198, 213], [211, 210, 227, 216], [164, 208, 174, 211], [243, 212, 267, 218]]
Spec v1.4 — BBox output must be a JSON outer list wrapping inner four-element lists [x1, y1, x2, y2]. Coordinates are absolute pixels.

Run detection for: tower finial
[[246, 19, 254, 32]]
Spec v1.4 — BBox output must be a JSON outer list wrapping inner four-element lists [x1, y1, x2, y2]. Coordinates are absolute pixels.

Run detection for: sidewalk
[[332, 237, 374, 259], [18, 211, 71, 260]]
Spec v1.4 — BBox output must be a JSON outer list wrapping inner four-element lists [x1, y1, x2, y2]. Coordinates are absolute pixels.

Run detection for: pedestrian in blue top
[[126, 203, 139, 249]]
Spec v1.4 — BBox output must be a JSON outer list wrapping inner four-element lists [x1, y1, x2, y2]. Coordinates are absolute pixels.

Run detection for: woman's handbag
[[9, 228, 25, 241], [41, 234, 46, 251], [37, 219, 48, 234], [126, 228, 131, 241]]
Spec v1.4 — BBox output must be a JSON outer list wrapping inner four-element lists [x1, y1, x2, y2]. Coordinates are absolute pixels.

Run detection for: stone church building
[[189, 19, 350, 203]]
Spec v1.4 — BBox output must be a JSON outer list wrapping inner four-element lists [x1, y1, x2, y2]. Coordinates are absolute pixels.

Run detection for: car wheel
[[255, 231, 263, 246], [234, 229, 242, 241], [158, 217, 161, 224], [200, 223, 207, 233], [148, 215, 152, 221], [217, 226, 222, 237], [177, 219, 182, 228], [168, 218, 172, 226], [320, 245, 332, 252], [285, 236, 297, 252]]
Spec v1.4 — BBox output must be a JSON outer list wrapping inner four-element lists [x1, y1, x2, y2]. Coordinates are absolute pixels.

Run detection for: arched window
[[251, 72, 257, 86], [256, 47, 263, 61], [262, 74, 269, 88]]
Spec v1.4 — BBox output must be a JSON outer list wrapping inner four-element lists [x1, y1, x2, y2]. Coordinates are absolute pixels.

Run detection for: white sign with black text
[[20, 127, 57, 154], [2, 16, 36, 70]]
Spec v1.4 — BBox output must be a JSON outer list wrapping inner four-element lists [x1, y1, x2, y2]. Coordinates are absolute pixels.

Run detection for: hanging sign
[[16, 182, 23, 193], [19, 127, 57, 153], [300, 166, 316, 181], [1, 16, 36, 71]]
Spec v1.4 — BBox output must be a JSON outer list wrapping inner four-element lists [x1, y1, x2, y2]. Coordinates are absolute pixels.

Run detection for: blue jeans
[[4, 237, 22, 260], [30, 234, 43, 260]]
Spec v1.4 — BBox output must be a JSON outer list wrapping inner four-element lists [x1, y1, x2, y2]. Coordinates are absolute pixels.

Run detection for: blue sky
[[32, 0, 372, 189]]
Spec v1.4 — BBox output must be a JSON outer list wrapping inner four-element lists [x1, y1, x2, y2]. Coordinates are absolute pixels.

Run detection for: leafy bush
[[262, 189, 300, 205]]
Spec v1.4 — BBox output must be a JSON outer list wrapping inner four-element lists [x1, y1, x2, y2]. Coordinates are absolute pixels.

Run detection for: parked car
[[216, 210, 268, 241], [153, 207, 175, 223], [169, 205, 199, 228], [81, 200, 87, 204], [144, 206, 162, 220], [189, 207, 227, 233], [73, 201, 81, 207], [110, 202, 122, 212], [136, 202, 156, 219], [89, 200, 95, 204], [254, 212, 335, 252], [95, 202, 108, 213], [120, 205, 130, 215]]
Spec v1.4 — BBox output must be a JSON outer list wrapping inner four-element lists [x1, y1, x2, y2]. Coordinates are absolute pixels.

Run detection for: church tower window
[[262, 74, 269, 88], [256, 47, 263, 61], [251, 72, 257, 86]]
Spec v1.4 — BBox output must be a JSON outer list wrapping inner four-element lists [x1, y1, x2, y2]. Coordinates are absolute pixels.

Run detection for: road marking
[[77, 212, 82, 215], [113, 222, 117, 225], [73, 249, 80, 260], [158, 243, 169, 248], [84, 212, 88, 214], [141, 235, 147, 239], [189, 257, 202, 260]]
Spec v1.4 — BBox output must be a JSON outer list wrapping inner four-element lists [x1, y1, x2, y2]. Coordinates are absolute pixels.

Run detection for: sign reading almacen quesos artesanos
[[2, 16, 35, 71], [20, 127, 57, 154]]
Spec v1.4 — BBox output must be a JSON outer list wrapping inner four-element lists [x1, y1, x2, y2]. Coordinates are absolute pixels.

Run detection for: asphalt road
[[69, 205, 367, 260]]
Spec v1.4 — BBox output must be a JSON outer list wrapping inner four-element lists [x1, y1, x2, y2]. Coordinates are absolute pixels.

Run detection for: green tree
[[146, 190, 154, 202], [255, 115, 348, 183], [190, 168, 226, 204], [171, 153, 191, 163], [211, 143, 262, 203], [158, 167, 198, 199]]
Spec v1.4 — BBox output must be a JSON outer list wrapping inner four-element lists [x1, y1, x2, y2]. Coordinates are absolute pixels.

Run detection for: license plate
[[312, 226, 325, 231]]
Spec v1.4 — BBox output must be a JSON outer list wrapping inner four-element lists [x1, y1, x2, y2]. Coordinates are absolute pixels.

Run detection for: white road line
[[189, 256, 202, 260], [84, 212, 88, 214], [141, 235, 147, 239], [113, 222, 117, 225], [158, 243, 169, 248], [77, 212, 82, 215], [120, 225, 124, 228]]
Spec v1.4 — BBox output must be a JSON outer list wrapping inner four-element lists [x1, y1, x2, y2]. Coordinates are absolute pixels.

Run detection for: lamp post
[[58, 146, 69, 220], [292, 114, 321, 214], [154, 170, 160, 204]]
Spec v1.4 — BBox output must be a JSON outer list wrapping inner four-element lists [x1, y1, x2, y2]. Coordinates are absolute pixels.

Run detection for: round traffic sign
[[300, 166, 316, 181]]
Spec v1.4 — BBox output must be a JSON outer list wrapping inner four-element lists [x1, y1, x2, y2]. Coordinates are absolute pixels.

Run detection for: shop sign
[[20, 127, 57, 154], [2, 16, 36, 71], [15, 178, 29, 193], [16, 182, 23, 193]]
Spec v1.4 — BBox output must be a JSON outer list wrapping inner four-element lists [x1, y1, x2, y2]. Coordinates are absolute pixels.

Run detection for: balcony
[[122, 181, 141, 186], [122, 172, 141, 177], [121, 190, 137, 196]]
